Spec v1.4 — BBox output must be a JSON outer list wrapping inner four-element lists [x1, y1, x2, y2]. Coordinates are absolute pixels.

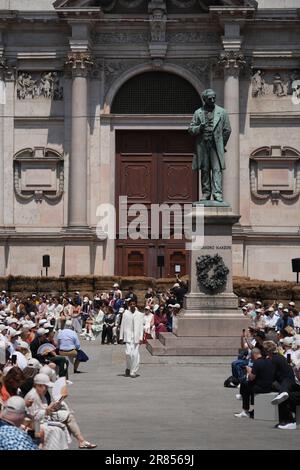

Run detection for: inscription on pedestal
[[201, 245, 231, 250]]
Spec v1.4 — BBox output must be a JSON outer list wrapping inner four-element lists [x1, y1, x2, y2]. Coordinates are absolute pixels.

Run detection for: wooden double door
[[115, 130, 198, 277]]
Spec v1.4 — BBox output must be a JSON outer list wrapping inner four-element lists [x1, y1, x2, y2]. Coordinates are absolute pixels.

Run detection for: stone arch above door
[[103, 62, 206, 113]]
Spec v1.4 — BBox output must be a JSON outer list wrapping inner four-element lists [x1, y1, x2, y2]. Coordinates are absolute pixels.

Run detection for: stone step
[[158, 332, 240, 349], [146, 339, 239, 356]]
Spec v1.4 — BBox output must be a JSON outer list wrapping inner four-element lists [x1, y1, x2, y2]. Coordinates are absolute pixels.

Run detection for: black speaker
[[43, 255, 50, 268], [292, 258, 300, 273], [157, 255, 165, 267]]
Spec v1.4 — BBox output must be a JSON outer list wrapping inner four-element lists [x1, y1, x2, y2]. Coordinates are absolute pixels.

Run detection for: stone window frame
[[250, 145, 300, 202], [13, 147, 64, 203]]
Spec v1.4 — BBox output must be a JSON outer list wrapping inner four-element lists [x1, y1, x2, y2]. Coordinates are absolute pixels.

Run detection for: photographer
[[231, 328, 256, 385]]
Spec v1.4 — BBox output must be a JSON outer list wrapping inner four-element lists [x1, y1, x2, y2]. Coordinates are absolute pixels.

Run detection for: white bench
[[254, 392, 279, 421]]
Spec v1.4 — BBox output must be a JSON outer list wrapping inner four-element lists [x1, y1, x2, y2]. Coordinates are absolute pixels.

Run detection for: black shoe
[[74, 370, 82, 374], [249, 410, 254, 419], [125, 369, 130, 377]]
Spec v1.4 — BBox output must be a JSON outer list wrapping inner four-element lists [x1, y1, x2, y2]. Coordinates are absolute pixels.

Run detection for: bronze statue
[[188, 89, 231, 203]]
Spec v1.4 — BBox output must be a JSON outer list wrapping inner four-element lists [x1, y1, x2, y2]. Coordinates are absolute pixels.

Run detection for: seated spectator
[[0, 396, 39, 450], [37, 367, 97, 449], [101, 306, 115, 345], [113, 307, 124, 345], [25, 373, 71, 450], [274, 389, 300, 429], [234, 348, 275, 418], [57, 320, 82, 374], [172, 304, 181, 335], [145, 287, 154, 300], [113, 283, 122, 300], [166, 305, 174, 332], [231, 328, 256, 385], [143, 306, 155, 342], [71, 302, 82, 334], [81, 296, 92, 331], [124, 286, 137, 304], [154, 305, 168, 338], [276, 308, 294, 332], [253, 308, 266, 331], [263, 341, 296, 398], [290, 309, 300, 334], [0, 367, 25, 404], [91, 303, 105, 340]]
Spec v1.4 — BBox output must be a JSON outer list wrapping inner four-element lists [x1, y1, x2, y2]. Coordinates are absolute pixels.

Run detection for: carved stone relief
[[170, 59, 210, 83], [218, 51, 246, 77], [167, 31, 219, 43], [93, 32, 150, 44], [250, 146, 300, 203], [149, 5, 167, 43], [14, 147, 64, 203], [103, 59, 144, 94], [251, 69, 300, 99], [16, 72, 63, 100], [65, 52, 94, 78]]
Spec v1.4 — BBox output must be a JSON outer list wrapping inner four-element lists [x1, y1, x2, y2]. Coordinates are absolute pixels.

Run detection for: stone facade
[[0, 0, 299, 281]]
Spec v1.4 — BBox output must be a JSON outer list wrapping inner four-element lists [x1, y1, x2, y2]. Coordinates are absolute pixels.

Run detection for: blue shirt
[[0, 422, 39, 450], [57, 328, 80, 351]]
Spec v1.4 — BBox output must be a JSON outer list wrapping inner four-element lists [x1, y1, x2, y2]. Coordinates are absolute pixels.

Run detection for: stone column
[[219, 49, 245, 216], [66, 52, 93, 229], [0, 58, 5, 227]]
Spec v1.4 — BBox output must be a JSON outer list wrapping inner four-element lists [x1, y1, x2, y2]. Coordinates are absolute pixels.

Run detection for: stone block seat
[[254, 392, 279, 421], [296, 406, 300, 426]]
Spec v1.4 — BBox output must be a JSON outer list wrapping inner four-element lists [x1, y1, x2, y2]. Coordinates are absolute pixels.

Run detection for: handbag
[[77, 349, 89, 362]]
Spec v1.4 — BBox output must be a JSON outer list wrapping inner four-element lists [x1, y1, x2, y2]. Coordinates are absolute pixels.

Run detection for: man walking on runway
[[119, 299, 144, 378]]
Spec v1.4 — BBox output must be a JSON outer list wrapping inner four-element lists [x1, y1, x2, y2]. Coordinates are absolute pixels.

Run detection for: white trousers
[[125, 341, 140, 375]]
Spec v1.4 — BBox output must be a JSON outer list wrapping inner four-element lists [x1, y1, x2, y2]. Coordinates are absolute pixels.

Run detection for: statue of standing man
[[188, 89, 231, 203]]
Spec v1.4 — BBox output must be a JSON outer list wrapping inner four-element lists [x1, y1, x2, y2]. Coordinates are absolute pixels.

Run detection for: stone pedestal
[[147, 206, 250, 356], [178, 206, 249, 345]]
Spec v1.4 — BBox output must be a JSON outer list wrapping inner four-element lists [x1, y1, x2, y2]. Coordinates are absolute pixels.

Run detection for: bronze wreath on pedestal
[[196, 254, 229, 294]]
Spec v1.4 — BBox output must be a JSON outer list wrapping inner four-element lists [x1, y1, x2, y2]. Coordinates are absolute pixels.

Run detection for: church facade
[[0, 0, 299, 281]]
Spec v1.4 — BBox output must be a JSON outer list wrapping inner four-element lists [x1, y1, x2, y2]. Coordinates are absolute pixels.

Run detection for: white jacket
[[119, 308, 144, 344]]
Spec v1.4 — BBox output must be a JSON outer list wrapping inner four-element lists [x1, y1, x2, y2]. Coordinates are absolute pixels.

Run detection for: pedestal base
[[146, 332, 248, 356]]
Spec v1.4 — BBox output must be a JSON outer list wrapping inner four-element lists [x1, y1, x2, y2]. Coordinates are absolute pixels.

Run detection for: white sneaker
[[271, 392, 289, 405], [235, 394, 242, 400], [234, 410, 249, 418], [277, 422, 297, 430]]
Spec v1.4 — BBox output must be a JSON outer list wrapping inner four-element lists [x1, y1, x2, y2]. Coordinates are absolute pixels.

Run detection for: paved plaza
[[67, 342, 299, 450]]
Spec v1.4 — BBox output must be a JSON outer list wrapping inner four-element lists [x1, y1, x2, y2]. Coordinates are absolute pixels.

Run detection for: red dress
[[154, 313, 168, 336]]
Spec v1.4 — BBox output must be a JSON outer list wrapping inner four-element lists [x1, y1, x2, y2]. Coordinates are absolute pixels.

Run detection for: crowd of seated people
[[227, 298, 300, 429]]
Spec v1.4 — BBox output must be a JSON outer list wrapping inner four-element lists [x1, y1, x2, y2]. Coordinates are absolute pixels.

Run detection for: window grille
[[111, 71, 201, 114]]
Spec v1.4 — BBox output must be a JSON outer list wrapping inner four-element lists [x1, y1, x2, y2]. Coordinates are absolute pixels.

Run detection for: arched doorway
[[113, 71, 201, 277]]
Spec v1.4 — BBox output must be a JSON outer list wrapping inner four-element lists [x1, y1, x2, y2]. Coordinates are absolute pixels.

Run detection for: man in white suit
[[119, 299, 144, 378]]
